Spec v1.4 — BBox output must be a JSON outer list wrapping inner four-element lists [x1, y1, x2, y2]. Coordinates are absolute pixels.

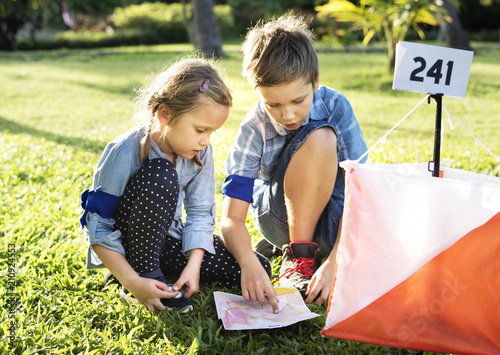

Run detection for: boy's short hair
[[242, 14, 319, 88]]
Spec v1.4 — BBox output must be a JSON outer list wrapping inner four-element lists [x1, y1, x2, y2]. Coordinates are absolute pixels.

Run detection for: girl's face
[[154, 96, 230, 161], [255, 76, 319, 131]]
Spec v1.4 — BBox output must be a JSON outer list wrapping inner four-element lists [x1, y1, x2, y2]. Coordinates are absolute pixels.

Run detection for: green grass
[[1, 42, 499, 354]]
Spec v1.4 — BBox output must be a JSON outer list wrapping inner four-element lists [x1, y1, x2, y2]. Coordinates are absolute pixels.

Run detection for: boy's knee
[[302, 127, 337, 154]]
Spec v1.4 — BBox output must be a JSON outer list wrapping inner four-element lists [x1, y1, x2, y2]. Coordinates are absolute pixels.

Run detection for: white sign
[[393, 41, 474, 99]]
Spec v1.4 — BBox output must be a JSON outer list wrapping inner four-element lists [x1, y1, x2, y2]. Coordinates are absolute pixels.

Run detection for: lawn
[[0, 42, 499, 354]]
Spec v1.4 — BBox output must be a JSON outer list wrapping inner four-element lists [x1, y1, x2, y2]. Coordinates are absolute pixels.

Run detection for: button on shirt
[[82, 127, 216, 269], [223, 85, 368, 204]]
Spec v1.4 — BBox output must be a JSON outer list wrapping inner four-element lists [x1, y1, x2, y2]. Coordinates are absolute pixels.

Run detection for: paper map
[[214, 287, 320, 330]]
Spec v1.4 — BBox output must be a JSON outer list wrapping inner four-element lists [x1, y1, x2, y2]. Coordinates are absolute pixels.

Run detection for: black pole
[[430, 94, 443, 177]]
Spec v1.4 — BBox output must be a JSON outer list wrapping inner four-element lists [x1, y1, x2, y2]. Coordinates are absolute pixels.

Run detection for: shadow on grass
[[0, 46, 195, 62], [0, 116, 106, 153]]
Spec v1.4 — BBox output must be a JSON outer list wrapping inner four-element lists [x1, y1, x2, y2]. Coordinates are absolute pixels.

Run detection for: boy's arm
[[220, 196, 279, 314], [304, 216, 341, 305], [305, 168, 346, 305]]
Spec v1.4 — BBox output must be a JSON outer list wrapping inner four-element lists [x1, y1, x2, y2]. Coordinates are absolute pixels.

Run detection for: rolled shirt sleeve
[[222, 106, 276, 202], [223, 86, 368, 208], [83, 213, 125, 269], [221, 175, 255, 203], [80, 133, 138, 269]]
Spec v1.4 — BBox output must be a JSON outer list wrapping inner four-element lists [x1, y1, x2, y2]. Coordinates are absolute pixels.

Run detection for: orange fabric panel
[[321, 212, 500, 355]]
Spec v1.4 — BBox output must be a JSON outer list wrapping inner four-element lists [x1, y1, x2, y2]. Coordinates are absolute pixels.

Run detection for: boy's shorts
[[250, 121, 344, 256]]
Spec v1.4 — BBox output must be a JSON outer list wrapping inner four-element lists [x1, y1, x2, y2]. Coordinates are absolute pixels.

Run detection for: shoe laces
[[273, 257, 315, 285]]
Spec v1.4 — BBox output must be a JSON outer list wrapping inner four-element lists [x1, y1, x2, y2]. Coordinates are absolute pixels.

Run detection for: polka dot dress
[[115, 159, 179, 274], [159, 234, 271, 289], [114, 158, 271, 288]]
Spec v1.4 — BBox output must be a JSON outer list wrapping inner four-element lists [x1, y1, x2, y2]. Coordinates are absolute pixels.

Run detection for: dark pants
[[251, 121, 344, 256], [115, 158, 271, 288]]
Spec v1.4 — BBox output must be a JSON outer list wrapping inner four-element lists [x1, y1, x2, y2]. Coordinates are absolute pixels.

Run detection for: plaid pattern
[[223, 85, 368, 202]]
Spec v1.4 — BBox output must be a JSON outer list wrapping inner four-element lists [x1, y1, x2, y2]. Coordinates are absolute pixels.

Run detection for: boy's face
[[255, 76, 319, 131]]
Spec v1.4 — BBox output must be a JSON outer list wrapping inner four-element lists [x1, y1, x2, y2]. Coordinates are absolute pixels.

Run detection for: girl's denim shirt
[[81, 127, 216, 269]]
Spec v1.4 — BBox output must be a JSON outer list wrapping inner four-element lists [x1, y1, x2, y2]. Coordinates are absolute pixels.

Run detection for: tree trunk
[[439, 0, 472, 50], [388, 41, 396, 73], [0, 17, 22, 51], [182, 0, 197, 48], [383, 23, 396, 73], [191, 0, 224, 57]]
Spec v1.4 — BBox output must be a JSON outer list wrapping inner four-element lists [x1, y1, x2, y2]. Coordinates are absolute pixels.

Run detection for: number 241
[[410, 57, 454, 85]]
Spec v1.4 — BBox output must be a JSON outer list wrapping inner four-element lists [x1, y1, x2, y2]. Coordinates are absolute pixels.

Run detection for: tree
[[316, 0, 449, 72], [0, 0, 137, 50], [438, 0, 471, 50], [183, 0, 224, 57], [0, 0, 50, 50]]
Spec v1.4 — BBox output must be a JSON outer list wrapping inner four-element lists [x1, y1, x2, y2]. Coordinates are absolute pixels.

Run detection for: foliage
[[466, 29, 500, 42], [459, 0, 500, 31], [0, 0, 53, 50], [17, 28, 178, 50], [113, 2, 189, 43], [16, 3, 235, 50], [226, 0, 318, 36], [0, 43, 499, 354], [0, 0, 140, 50], [65, 0, 140, 17], [0, 0, 50, 17], [316, 0, 448, 71], [211, 4, 235, 39]]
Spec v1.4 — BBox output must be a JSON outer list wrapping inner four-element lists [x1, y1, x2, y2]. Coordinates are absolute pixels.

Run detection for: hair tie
[[199, 79, 209, 92]]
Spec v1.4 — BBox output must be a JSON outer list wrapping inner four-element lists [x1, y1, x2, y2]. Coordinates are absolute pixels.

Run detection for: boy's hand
[[220, 197, 279, 312], [241, 261, 280, 314], [304, 258, 335, 305], [305, 225, 340, 305]]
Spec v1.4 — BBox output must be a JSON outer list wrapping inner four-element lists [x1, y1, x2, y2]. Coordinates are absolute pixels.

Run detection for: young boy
[[220, 15, 367, 313]]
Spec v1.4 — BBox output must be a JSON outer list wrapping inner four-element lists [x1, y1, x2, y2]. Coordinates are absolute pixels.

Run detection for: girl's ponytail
[[139, 129, 152, 164]]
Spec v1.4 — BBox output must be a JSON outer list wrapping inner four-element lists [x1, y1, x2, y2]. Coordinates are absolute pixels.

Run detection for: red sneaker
[[277, 242, 320, 296]]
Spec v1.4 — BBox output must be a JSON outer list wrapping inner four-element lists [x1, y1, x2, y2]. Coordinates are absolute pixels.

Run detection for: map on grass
[[214, 287, 320, 330]]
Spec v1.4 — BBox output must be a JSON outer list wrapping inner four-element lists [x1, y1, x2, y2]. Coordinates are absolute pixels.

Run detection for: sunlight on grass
[[1, 43, 499, 354]]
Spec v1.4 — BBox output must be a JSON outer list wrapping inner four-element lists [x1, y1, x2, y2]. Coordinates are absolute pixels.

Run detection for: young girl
[[80, 57, 272, 312]]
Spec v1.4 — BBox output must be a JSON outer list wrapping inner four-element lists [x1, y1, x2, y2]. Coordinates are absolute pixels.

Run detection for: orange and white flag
[[322, 161, 500, 355]]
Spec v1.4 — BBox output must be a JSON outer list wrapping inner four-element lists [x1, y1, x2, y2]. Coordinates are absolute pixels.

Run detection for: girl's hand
[[173, 262, 200, 298], [172, 248, 204, 298], [91, 245, 179, 312], [125, 275, 181, 312]]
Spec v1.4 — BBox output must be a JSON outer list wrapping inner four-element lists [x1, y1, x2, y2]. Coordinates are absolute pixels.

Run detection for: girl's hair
[[242, 14, 319, 89], [134, 57, 232, 164]]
